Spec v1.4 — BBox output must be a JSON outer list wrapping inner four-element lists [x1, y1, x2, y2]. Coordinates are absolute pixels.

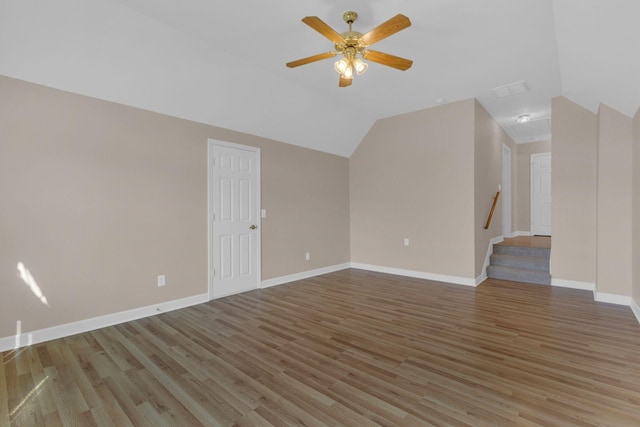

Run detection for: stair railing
[[484, 191, 500, 230]]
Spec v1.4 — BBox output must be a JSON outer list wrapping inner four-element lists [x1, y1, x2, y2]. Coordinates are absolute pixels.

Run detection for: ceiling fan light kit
[[286, 11, 413, 87]]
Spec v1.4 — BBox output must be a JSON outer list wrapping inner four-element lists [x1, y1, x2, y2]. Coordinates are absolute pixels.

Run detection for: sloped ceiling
[[1, 0, 638, 157]]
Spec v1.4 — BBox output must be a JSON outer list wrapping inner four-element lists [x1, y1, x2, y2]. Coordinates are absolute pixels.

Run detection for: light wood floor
[[3, 269, 640, 426], [497, 236, 551, 248]]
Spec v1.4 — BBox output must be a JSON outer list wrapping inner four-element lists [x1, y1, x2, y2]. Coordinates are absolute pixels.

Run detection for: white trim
[[350, 263, 477, 287], [0, 293, 209, 352], [261, 263, 351, 289], [502, 144, 512, 237], [551, 278, 595, 291], [478, 235, 504, 285], [207, 142, 213, 299], [207, 139, 261, 301], [475, 271, 487, 285], [530, 152, 552, 236], [552, 279, 635, 308], [512, 231, 533, 237], [594, 292, 632, 306], [631, 298, 640, 325]]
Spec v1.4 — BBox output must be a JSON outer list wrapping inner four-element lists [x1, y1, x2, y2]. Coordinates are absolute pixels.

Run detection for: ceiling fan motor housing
[[335, 33, 367, 56]]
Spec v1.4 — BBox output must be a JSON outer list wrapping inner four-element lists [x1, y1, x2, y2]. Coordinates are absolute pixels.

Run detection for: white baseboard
[[631, 298, 640, 325], [594, 292, 632, 306], [551, 278, 595, 292], [261, 263, 350, 289], [351, 263, 477, 287], [0, 293, 209, 353], [512, 231, 533, 237], [551, 279, 634, 308]]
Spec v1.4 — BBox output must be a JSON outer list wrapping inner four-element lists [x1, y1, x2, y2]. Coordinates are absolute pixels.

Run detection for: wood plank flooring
[[3, 269, 640, 426], [497, 236, 551, 248]]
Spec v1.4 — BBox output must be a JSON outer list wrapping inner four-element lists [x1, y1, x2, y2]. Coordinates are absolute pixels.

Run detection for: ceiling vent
[[506, 117, 551, 143], [491, 80, 530, 98]]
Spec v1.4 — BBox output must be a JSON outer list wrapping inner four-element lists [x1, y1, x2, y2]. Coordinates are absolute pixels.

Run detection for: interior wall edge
[[478, 236, 505, 285]]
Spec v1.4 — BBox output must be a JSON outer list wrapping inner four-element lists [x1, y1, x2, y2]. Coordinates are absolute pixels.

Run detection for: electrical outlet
[[157, 274, 166, 287], [404, 238, 410, 246], [305, 252, 310, 261]]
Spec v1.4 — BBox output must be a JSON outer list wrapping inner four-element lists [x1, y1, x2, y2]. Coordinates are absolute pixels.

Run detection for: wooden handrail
[[484, 191, 500, 230]]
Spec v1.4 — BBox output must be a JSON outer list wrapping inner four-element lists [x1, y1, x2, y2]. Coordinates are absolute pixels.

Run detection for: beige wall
[[633, 109, 640, 304], [597, 104, 633, 297], [516, 140, 552, 232], [474, 100, 513, 276], [0, 76, 350, 338], [350, 100, 476, 279], [260, 142, 350, 278], [550, 97, 598, 284]]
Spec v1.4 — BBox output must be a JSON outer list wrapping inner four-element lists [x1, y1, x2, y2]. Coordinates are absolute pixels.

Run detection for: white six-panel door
[[531, 152, 552, 236], [208, 140, 260, 298]]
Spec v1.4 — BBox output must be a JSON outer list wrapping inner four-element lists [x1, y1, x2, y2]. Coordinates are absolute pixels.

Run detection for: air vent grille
[[491, 81, 530, 98]]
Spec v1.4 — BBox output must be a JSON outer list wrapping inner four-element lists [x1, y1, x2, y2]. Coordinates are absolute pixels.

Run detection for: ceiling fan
[[286, 11, 413, 87]]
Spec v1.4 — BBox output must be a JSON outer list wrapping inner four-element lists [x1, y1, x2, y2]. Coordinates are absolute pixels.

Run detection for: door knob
[[249, 224, 257, 230]]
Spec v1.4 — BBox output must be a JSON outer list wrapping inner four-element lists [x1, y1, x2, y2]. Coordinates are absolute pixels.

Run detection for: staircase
[[486, 243, 551, 285]]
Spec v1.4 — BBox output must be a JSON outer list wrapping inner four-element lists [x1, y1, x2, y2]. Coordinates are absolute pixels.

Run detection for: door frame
[[207, 139, 261, 300], [502, 144, 512, 238], [530, 152, 552, 235]]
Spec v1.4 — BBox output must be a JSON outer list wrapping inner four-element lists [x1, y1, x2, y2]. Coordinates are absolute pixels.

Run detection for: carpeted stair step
[[486, 265, 551, 286], [492, 244, 550, 258], [487, 241, 552, 286], [490, 253, 549, 271]]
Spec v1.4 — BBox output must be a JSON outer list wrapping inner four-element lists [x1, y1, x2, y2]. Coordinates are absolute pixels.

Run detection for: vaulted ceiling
[[1, 1, 639, 157]]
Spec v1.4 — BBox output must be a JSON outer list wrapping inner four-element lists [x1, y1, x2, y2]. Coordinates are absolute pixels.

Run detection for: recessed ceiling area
[[1, 1, 639, 156]]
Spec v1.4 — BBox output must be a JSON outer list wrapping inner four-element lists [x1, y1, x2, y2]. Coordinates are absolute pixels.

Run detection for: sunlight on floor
[[9, 375, 49, 421]]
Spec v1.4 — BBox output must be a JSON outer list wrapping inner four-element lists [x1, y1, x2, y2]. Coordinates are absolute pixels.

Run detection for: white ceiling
[[1, 0, 639, 157]]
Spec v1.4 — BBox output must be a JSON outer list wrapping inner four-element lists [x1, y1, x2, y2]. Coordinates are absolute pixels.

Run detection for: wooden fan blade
[[360, 14, 411, 46], [286, 52, 337, 68], [339, 76, 353, 87], [363, 50, 413, 71], [302, 16, 345, 44]]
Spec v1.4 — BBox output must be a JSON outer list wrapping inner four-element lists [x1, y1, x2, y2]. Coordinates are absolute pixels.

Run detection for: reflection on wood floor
[[3, 269, 640, 426]]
